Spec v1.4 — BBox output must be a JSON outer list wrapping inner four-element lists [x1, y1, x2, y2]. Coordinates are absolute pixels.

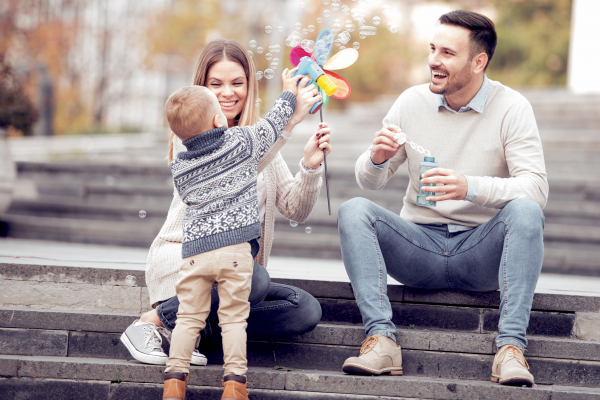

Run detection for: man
[[338, 10, 548, 387]]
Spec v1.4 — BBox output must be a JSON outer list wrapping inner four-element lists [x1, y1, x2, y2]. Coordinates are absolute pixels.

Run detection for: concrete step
[[3, 355, 600, 399]]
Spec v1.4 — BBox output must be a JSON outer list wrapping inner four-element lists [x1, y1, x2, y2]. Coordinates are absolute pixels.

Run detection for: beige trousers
[[165, 242, 253, 376]]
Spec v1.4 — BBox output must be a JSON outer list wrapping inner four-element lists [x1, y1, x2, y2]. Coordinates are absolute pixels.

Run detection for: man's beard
[[429, 63, 473, 96]]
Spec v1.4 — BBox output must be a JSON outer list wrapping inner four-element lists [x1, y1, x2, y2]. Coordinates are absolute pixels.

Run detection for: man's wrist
[[369, 157, 389, 170]]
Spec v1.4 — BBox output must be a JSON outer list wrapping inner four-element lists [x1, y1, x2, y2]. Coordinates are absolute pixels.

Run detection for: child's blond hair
[[165, 86, 217, 141]]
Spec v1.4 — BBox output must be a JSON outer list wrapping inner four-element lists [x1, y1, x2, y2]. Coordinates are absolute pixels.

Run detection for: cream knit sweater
[[356, 80, 548, 226], [146, 134, 323, 305]]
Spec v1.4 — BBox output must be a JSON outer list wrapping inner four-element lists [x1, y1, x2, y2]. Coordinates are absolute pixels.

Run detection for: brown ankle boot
[[221, 374, 248, 400], [163, 371, 188, 400]]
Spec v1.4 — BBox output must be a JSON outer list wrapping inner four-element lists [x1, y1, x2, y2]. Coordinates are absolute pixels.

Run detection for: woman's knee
[[294, 290, 322, 334], [249, 262, 270, 306]]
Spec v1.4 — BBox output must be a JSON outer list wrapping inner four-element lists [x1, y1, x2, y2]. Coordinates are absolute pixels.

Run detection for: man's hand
[[421, 168, 468, 202], [370, 124, 404, 165]]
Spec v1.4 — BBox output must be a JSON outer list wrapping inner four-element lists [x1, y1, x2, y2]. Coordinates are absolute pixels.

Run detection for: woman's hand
[[285, 78, 322, 131], [281, 67, 302, 96], [303, 122, 332, 169]]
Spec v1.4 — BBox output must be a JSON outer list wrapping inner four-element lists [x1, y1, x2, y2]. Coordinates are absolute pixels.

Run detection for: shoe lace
[[143, 325, 163, 350], [157, 326, 172, 344], [359, 336, 380, 356], [497, 345, 530, 370]]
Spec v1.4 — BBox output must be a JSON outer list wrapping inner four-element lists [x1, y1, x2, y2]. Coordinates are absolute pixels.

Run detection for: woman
[[120, 39, 331, 365]]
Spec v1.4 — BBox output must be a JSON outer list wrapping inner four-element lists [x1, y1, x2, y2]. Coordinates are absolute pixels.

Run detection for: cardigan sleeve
[[271, 152, 322, 224]]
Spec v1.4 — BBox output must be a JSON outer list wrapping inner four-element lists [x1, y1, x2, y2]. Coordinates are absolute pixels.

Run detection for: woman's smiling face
[[205, 59, 248, 128]]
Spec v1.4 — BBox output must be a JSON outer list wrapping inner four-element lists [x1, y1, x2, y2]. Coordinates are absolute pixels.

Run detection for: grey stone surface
[[0, 356, 17, 376], [284, 370, 552, 400], [0, 328, 67, 356], [0, 279, 144, 313], [0, 263, 146, 286], [528, 357, 600, 387], [483, 309, 576, 337], [527, 337, 600, 362], [0, 377, 111, 400], [68, 332, 131, 360], [552, 385, 600, 400], [576, 312, 600, 341], [0, 308, 137, 333]]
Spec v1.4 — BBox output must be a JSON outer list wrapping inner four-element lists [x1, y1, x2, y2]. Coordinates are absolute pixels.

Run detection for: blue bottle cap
[[424, 157, 435, 162]]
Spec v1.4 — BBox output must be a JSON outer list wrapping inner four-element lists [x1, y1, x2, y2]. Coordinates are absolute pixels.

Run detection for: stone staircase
[[3, 105, 600, 275], [1, 246, 600, 399]]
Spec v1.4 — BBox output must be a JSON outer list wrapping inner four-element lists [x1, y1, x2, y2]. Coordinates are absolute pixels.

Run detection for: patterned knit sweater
[[170, 91, 296, 258]]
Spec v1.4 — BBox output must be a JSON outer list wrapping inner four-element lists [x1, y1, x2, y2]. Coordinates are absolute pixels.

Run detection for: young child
[[161, 69, 318, 400]]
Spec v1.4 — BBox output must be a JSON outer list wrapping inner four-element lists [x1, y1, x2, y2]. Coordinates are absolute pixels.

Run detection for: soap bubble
[[290, 220, 298, 227], [353, 41, 360, 49], [304, 40, 316, 52], [256, 71, 263, 80], [332, 22, 341, 32], [316, 40, 325, 49], [271, 57, 280, 66], [270, 61, 279, 70], [356, 17, 366, 26], [321, 31, 334, 45], [249, 40, 257, 48], [387, 22, 399, 33], [285, 33, 301, 47], [273, 45, 281, 52], [299, 1, 306, 7], [295, 22, 302, 30], [360, 26, 377, 35], [373, 16, 381, 25], [318, 54, 327, 64], [268, 45, 274, 52], [342, 5, 350, 15], [278, 26, 284, 32], [345, 21, 356, 32], [331, 3, 339, 11], [265, 26, 272, 33], [323, 10, 330, 17], [303, 28, 309, 35], [305, 227, 312, 234], [301, 39, 309, 50], [334, 18, 341, 23], [382, 4, 392, 16], [308, 25, 315, 32], [125, 275, 137, 285], [337, 30, 351, 44], [359, 32, 367, 39], [265, 53, 273, 60], [339, 46, 346, 51], [323, 0, 330, 4], [264, 69, 275, 79], [257, 46, 264, 54], [291, 31, 299, 36], [139, 210, 146, 218], [317, 17, 323, 23], [334, 39, 342, 47], [247, 50, 253, 57], [351, 8, 366, 19], [256, 98, 262, 107]]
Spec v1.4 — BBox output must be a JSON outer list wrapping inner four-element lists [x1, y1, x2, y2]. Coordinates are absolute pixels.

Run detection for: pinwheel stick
[[320, 107, 331, 215]]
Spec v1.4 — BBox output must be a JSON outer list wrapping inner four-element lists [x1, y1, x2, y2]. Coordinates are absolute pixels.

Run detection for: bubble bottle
[[417, 156, 438, 207]]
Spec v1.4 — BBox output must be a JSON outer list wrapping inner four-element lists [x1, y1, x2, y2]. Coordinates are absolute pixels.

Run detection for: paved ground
[[3, 237, 600, 297]]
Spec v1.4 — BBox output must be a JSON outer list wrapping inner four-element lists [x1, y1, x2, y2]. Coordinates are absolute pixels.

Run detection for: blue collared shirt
[[370, 75, 491, 233]]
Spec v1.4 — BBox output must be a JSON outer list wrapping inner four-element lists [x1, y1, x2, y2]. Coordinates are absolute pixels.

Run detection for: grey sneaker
[[159, 326, 208, 366], [120, 320, 168, 365]]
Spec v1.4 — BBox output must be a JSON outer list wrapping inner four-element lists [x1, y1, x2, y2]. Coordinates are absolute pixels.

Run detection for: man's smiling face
[[428, 23, 475, 96]]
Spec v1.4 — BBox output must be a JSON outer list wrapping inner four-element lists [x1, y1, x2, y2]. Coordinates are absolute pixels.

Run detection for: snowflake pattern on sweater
[[170, 92, 296, 258]]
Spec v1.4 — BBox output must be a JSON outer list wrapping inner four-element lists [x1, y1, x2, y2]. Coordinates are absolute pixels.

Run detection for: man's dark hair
[[439, 10, 497, 71]]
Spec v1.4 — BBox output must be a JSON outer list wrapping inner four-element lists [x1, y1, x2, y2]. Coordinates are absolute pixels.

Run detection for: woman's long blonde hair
[[167, 39, 260, 163]]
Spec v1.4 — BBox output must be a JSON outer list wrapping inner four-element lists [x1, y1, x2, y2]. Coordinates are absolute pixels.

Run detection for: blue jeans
[[156, 262, 322, 337], [338, 198, 544, 350]]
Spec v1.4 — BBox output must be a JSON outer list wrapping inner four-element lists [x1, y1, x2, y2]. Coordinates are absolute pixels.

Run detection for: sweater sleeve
[[271, 152, 322, 223], [467, 101, 549, 209], [248, 92, 297, 162], [356, 95, 408, 191]]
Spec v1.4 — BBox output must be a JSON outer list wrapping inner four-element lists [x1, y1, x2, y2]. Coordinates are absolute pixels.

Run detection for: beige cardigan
[[146, 134, 323, 306]]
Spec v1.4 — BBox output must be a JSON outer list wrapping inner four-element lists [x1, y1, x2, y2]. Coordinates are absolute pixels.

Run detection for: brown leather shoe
[[491, 345, 535, 386], [221, 374, 249, 400], [163, 371, 188, 400], [342, 334, 403, 375]]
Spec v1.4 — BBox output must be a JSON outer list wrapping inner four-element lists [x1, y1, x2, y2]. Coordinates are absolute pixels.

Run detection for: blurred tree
[[457, 0, 572, 87], [0, 60, 38, 135]]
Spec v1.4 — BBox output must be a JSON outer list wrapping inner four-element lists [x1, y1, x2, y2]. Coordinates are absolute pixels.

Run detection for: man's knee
[[503, 198, 545, 232], [338, 197, 374, 229]]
